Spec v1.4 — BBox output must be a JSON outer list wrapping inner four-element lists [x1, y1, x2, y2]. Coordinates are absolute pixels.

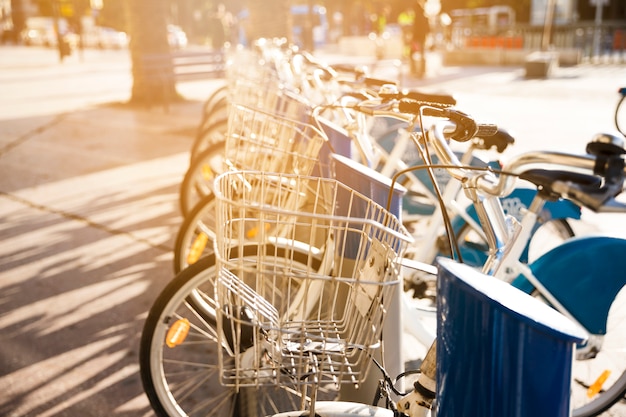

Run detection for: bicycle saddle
[[519, 169, 601, 201]]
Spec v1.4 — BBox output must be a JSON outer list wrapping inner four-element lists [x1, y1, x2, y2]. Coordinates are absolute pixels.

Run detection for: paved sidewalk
[[0, 46, 224, 417], [0, 45, 624, 416]]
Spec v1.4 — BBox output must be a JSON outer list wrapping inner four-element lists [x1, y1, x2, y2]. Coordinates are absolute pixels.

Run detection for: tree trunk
[[125, 0, 177, 105]]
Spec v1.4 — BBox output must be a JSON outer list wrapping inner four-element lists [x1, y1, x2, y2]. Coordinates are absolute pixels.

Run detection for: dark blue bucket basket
[[435, 258, 587, 417]]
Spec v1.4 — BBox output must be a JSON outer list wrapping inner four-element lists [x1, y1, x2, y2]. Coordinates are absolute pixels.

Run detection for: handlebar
[[426, 116, 626, 213], [398, 102, 498, 142]]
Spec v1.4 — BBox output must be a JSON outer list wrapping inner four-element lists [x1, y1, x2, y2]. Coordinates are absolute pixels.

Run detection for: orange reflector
[[587, 369, 611, 398], [201, 164, 213, 181], [166, 318, 190, 348], [247, 223, 270, 239], [187, 233, 209, 265]]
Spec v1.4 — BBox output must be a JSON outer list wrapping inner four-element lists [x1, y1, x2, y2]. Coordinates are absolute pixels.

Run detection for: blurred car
[[96, 27, 128, 49], [81, 26, 128, 49], [21, 26, 56, 46], [20, 17, 78, 49], [167, 24, 188, 49]]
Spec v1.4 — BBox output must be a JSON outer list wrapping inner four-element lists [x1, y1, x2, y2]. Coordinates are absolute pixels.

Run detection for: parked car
[[81, 26, 128, 49], [20, 17, 58, 47], [20, 17, 78, 49], [96, 27, 128, 49], [21, 26, 56, 47]]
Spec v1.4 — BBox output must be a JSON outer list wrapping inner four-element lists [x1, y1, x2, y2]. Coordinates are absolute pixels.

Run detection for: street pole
[[52, 0, 65, 62], [541, 0, 557, 51], [592, 0, 605, 61]]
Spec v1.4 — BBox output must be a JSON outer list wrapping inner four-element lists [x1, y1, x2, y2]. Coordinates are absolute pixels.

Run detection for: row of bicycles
[[139, 39, 626, 417]]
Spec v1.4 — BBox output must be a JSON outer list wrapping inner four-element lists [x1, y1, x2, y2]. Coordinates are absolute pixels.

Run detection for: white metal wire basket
[[213, 171, 413, 390], [224, 104, 326, 176], [229, 80, 312, 122]]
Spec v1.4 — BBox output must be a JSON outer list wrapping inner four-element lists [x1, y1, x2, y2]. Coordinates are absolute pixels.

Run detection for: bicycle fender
[[512, 236, 626, 335]]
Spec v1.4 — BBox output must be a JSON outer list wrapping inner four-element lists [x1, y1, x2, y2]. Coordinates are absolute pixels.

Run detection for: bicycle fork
[[396, 341, 437, 417]]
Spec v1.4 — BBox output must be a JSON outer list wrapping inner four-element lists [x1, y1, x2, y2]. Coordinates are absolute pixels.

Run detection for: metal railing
[[449, 20, 626, 64]]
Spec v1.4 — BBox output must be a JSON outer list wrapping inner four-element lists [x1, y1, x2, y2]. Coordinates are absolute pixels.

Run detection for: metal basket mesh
[[213, 171, 412, 389]]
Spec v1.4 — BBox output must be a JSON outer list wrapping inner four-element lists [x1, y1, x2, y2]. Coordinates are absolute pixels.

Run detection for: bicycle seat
[[519, 169, 601, 200]]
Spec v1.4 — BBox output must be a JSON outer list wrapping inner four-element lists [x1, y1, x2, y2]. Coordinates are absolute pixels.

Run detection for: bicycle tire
[[570, 283, 626, 417], [140, 246, 338, 417], [573, 371, 626, 417], [200, 84, 228, 124], [615, 94, 626, 136], [516, 238, 626, 417], [173, 193, 217, 273], [179, 140, 226, 218], [190, 117, 228, 166], [197, 96, 228, 139]]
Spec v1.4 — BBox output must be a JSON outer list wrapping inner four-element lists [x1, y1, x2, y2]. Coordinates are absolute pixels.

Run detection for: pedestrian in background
[[411, 2, 430, 78], [398, 7, 415, 60]]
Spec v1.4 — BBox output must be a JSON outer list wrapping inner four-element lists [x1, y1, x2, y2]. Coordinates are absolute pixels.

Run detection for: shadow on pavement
[[0, 101, 205, 417]]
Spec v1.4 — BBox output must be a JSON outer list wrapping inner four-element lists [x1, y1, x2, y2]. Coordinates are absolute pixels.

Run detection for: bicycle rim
[[190, 118, 228, 165], [570, 284, 626, 417], [199, 86, 228, 127], [140, 246, 338, 417], [526, 218, 575, 263], [179, 140, 226, 218], [173, 194, 218, 273]]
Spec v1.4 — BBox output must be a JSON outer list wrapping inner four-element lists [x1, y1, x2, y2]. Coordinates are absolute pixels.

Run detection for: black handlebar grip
[[397, 99, 447, 116], [474, 128, 515, 153], [403, 90, 456, 106], [365, 77, 397, 88], [332, 63, 360, 73], [476, 123, 499, 137]]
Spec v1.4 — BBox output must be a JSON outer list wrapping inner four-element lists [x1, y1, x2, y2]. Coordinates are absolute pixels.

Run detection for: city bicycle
[[142, 98, 623, 415]]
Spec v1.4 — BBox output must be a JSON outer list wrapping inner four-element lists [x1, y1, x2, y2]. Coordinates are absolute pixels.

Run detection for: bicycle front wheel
[[191, 117, 228, 165], [140, 246, 337, 417], [179, 140, 226, 218], [173, 193, 217, 273], [522, 238, 626, 417], [570, 284, 626, 417]]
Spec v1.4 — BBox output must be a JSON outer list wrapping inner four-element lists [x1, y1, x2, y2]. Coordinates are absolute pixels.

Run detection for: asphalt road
[[0, 44, 625, 417]]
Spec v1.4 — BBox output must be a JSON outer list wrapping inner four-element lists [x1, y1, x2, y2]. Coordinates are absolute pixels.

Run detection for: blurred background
[[1, 1, 624, 56]]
